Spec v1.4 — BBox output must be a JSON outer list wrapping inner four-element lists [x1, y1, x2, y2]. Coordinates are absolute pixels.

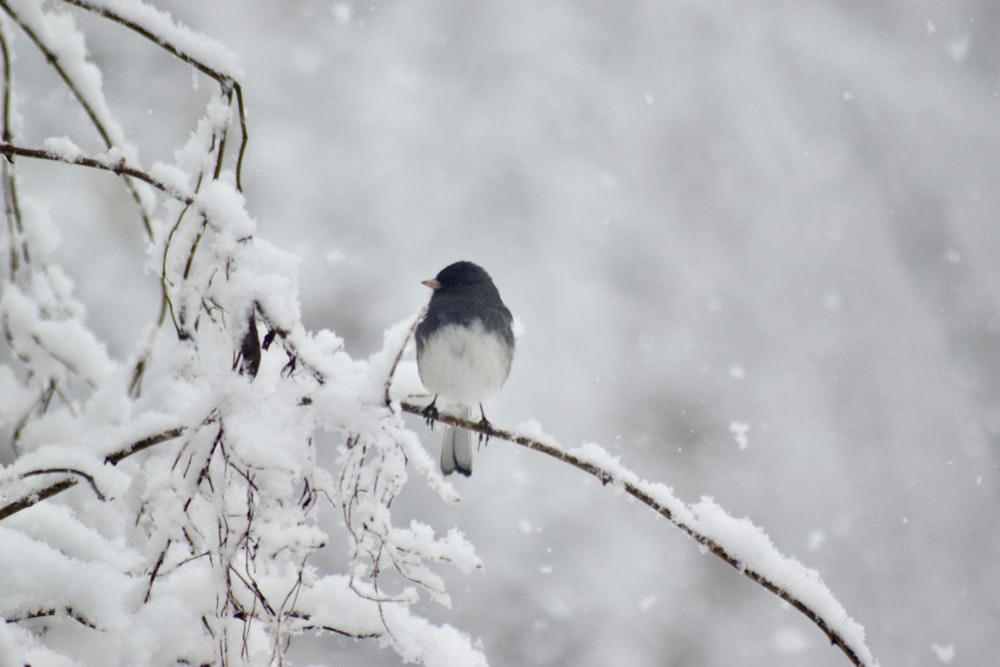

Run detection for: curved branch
[[0, 426, 186, 522], [19, 467, 108, 501], [397, 400, 875, 667]]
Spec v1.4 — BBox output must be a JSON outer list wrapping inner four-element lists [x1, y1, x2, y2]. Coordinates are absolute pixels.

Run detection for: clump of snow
[[931, 642, 955, 664], [148, 161, 194, 196], [729, 421, 751, 450], [42, 136, 83, 161], [515, 419, 558, 446], [195, 180, 255, 237], [0, 284, 116, 388]]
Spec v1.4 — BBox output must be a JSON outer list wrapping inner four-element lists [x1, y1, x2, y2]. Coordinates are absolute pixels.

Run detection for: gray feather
[[440, 407, 473, 476]]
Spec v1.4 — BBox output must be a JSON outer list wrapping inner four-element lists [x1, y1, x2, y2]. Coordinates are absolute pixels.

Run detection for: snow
[[0, 284, 115, 388], [43, 136, 84, 161], [76, 0, 244, 79], [380, 605, 489, 667], [0, 525, 134, 630], [692, 497, 875, 665], [729, 421, 751, 450], [6, 0, 125, 146], [5, 0, 995, 664], [931, 643, 955, 664]]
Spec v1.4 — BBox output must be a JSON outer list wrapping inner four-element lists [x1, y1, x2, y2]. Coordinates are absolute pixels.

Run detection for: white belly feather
[[417, 320, 512, 405]]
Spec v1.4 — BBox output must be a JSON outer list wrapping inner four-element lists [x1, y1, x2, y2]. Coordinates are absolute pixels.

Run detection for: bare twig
[[0, 22, 25, 277], [144, 542, 169, 604], [19, 467, 108, 501], [106, 426, 189, 465], [383, 308, 425, 406]]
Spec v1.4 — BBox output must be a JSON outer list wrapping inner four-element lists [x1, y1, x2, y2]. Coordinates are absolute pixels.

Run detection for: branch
[[0, 142, 194, 205], [106, 426, 188, 466], [397, 400, 875, 667], [0, 426, 186, 522], [19, 467, 108, 501], [5, 606, 98, 630]]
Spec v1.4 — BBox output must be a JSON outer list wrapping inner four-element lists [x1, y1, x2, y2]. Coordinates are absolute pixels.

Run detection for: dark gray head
[[422, 261, 501, 299]]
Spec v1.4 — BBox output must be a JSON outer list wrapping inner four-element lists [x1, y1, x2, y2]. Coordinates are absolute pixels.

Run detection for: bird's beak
[[422, 278, 441, 290]]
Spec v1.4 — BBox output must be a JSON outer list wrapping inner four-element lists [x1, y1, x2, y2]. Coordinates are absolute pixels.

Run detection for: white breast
[[417, 321, 513, 405]]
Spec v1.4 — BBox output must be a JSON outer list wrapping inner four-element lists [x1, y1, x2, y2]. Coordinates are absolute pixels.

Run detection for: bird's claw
[[477, 417, 492, 448], [421, 402, 439, 429]]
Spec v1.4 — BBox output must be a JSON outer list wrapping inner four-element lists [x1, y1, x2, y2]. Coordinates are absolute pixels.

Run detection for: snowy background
[[14, 0, 1000, 665]]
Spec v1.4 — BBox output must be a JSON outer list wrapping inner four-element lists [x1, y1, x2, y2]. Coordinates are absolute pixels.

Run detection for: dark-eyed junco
[[416, 261, 515, 476]]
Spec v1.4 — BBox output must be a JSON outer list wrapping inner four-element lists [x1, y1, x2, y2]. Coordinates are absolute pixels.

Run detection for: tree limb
[[0, 142, 194, 205]]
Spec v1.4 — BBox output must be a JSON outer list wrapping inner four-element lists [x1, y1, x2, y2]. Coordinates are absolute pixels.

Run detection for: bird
[[415, 261, 515, 476]]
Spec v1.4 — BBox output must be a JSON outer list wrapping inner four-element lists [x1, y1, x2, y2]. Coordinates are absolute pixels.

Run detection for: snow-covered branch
[[0, 140, 196, 204], [397, 400, 877, 667]]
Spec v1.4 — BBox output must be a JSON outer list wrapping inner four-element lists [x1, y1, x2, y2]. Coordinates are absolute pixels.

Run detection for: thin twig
[[5, 606, 98, 630], [0, 142, 193, 204], [19, 467, 108, 501], [383, 308, 425, 406], [0, 22, 25, 277]]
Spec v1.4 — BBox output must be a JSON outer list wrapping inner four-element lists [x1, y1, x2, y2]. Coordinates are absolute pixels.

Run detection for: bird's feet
[[422, 397, 439, 429], [477, 404, 493, 448]]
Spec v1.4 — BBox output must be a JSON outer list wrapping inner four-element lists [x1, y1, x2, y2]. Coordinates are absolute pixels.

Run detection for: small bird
[[416, 261, 515, 476]]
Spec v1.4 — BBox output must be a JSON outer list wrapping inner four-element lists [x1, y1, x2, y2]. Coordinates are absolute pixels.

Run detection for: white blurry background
[[19, 0, 1000, 665]]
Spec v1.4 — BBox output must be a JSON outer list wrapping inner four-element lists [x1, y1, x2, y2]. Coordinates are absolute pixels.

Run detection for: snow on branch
[[0, 140, 197, 204], [388, 368, 878, 666]]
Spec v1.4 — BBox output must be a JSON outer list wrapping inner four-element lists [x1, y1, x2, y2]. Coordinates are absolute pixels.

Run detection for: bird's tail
[[441, 405, 473, 476]]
